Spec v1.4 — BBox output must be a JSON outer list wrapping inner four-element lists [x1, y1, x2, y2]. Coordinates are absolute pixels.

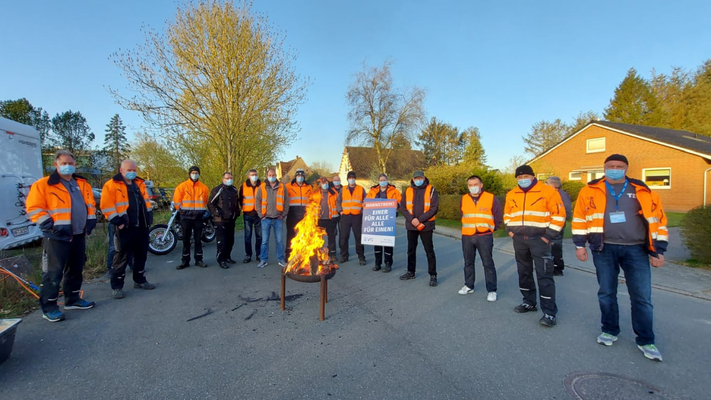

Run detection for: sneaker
[[257, 261, 268, 268], [42, 309, 66, 322], [458, 286, 474, 295], [597, 333, 618, 346], [553, 269, 564, 276], [112, 289, 125, 299], [637, 344, 663, 361], [226, 258, 237, 264], [382, 263, 392, 273], [539, 314, 557, 327], [176, 261, 190, 270], [134, 282, 156, 290], [429, 276, 438, 287], [219, 261, 230, 269], [514, 303, 538, 313], [278, 260, 287, 268], [243, 257, 251, 263], [487, 292, 498, 302], [64, 299, 96, 310], [359, 258, 366, 266], [339, 256, 349, 263], [372, 264, 382, 271], [195, 261, 208, 268], [399, 271, 415, 280]]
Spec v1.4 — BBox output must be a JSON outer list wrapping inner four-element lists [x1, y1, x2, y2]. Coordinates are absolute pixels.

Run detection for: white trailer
[[0, 117, 43, 250]]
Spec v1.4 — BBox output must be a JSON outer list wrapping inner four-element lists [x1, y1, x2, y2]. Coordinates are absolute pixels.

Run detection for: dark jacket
[[399, 177, 439, 232], [208, 184, 240, 223]]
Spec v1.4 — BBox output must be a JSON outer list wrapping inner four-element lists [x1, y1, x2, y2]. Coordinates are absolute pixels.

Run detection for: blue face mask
[[348, 179, 355, 185], [190, 173, 200, 181], [517, 179, 532, 188], [250, 175, 258, 183], [333, 180, 341, 187], [58, 165, 75, 175], [268, 176, 276, 183], [296, 176, 304, 183], [414, 179, 424, 187], [225, 179, 233, 186], [379, 180, 388, 187], [605, 169, 626, 181], [321, 183, 329, 190], [125, 172, 137, 180]]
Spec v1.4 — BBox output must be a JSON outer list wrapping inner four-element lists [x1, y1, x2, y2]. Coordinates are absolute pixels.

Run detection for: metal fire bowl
[[284, 269, 337, 283]]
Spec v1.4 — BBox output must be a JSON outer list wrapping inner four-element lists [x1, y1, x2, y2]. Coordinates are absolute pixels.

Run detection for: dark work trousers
[[333, 216, 340, 239], [407, 230, 437, 276], [110, 226, 149, 290], [513, 235, 557, 316], [462, 233, 497, 292], [552, 225, 565, 272], [339, 214, 364, 260], [215, 220, 236, 262], [285, 208, 306, 260], [181, 218, 204, 262], [40, 235, 86, 312], [243, 213, 262, 259], [317, 219, 337, 258], [374, 246, 393, 267]]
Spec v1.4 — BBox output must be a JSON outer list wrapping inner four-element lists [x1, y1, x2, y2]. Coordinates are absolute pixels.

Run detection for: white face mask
[[190, 173, 200, 181], [469, 186, 481, 195], [249, 175, 258, 183]]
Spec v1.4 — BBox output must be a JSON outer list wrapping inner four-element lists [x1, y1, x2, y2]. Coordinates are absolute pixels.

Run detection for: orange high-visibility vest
[[287, 182, 313, 207], [26, 172, 96, 228], [241, 182, 259, 212], [173, 179, 209, 211], [366, 185, 402, 203], [405, 185, 436, 221], [100, 176, 152, 223], [341, 185, 365, 215], [260, 184, 285, 214], [461, 192, 495, 235], [312, 190, 339, 219]]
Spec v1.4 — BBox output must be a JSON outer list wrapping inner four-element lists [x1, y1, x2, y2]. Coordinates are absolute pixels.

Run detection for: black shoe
[[372, 264, 381, 271], [176, 261, 190, 270], [195, 261, 208, 268], [339, 257, 349, 263], [220, 261, 229, 269], [514, 303, 538, 313], [553, 269, 564, 276], [359, 258, 366, 266], [227, 259, 238, 264], [243, 257, 251, 263], [429, 276, 438, 287], [382, 263, 392, 273], [134, 282, 156, 290], [399, 271, 415, 280], [539, 314, 557, 327]]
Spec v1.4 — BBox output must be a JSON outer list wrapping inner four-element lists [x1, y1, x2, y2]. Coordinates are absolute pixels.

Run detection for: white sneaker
[[487, 292, 497, 302], [257, 261, 268, 268], [458, 286, 473, 295]]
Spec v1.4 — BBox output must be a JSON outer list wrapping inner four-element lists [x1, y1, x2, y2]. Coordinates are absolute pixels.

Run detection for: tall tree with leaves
[[102, 114, 131, 175], [522, 119, 569, 156], [0, 98, 52, 148], [685, 60, 711, 135], [604, 68, 665, 126], [51, 110, 95, 162], [346, 61, 425, 174], [461, 126, 487, 167], [417, 117, 463, 166], [131, 132, 186, 187]]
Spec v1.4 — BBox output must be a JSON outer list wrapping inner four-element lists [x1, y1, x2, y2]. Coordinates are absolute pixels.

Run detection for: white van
[[0, 117, 43, 250]]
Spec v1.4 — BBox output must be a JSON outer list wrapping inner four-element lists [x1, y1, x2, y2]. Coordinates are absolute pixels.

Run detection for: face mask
[[348, 179, 355, 185], [268, 176, 276, 183], [125, 172, 137, 180], [296, 176, 304, 183], [414, 179, 424, 187], [58, 165, 75, 175], [333, 180, 341, 187], [379, 180, 388, 187], [605, 169, 626, 181], [190, 173, 199, 181], [469, 186, 481, 195], [249, 175, 258, 182], [224, 179, 233, 186], [321, 183, 329, 190], [517, 179, 532, 188]]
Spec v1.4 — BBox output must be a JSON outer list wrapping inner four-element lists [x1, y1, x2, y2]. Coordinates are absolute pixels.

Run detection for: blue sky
[[2, 0, 710, 171]]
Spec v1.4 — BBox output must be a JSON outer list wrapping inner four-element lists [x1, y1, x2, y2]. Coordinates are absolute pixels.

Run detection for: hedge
[[680, 206, 711, 264]]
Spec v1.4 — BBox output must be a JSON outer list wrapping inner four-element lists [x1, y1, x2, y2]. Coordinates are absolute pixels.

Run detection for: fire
[[285, 199, 338, 275]]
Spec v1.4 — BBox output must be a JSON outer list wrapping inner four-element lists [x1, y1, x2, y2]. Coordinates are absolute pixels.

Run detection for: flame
[[285, 199, 337, 275]]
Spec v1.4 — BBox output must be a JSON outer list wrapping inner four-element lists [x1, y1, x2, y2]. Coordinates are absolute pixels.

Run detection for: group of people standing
[[26, 150, 667, 362]]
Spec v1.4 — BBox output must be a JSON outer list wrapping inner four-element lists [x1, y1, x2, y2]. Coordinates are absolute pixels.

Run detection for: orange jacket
[[287, 181, 313, 208], [312, 188, 339, 219], [100, 174, 153, 225], [338, 184, 366, 215], [173, 179, 209, 219], [366, 184, 402, 203], [461, 191, 496, 235], [26, 171, 96, 241], [572, 177, 668, 255], [504, 180, 566, 239]]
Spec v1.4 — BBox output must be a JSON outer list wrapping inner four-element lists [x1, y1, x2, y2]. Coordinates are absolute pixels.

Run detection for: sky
[[2, 0, 710, 172]]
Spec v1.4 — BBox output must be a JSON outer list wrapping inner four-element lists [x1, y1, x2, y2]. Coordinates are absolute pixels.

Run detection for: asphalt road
[[1, 226, 710, 400]]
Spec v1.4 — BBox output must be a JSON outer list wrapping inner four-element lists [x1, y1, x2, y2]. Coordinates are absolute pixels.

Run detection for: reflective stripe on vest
[[261, 184, 285, 214], [341, 186, 364, 215], [405, 185, 435, 221], [241, 183, 257, 212], [288, 183, 313, 207], [461, 192, 495, 235]]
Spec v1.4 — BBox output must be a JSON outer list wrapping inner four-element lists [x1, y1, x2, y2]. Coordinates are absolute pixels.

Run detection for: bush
[[680, 206, 711, 264], [437, 194, 461, 220], [561, 181, 586, 202], [425, 165, 515, 196]]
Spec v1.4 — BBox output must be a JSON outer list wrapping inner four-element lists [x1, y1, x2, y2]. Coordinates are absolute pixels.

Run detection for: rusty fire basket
[[281, 262, 337, 321]]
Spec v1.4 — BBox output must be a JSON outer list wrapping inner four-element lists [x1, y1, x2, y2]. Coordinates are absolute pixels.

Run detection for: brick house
[[528, 121, 711, 212], [274, 156, 310, 182]]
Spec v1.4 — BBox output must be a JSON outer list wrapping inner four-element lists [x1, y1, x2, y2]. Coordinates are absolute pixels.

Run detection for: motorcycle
[[148, 206, 216, 255]]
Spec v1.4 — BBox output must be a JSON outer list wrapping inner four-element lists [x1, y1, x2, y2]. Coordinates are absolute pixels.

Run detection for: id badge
[[609, 211, 626, 224]]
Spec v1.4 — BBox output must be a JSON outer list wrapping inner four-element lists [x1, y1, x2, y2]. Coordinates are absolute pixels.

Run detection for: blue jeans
[[592, 244, 654, 345], [260, 218, 284, 264]]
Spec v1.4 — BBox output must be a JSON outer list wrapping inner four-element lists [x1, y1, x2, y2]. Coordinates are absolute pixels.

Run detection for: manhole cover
[[564, 372, 676, 400]]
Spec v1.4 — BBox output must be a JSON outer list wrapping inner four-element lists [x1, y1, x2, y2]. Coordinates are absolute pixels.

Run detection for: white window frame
[[642, 167, 671, 190], [586, 137, 606, 153], [568, 172, 582, 181], [537, 173, 553, 180]]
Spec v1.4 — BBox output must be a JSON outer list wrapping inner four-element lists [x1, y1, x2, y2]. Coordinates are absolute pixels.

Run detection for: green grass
[[678, 259, 711, 270], [666, 212, 685, 228]]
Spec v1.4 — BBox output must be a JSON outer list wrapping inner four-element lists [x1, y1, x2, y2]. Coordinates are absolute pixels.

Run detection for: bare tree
[[345, 61, 425, 174]]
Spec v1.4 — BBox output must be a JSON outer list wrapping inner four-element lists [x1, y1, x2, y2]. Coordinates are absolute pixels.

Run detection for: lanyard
[[605, 180, 628, 211]]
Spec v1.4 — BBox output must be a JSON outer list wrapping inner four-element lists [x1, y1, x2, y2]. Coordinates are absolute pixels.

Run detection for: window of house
[[586, 137, 606, 153], [537, 173, 553, 180], [643, 168, 671, 189], [569, 172, 582, 181]]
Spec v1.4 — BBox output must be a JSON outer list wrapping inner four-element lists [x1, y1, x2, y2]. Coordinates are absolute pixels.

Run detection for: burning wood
[[285, 199, 338, 276]]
